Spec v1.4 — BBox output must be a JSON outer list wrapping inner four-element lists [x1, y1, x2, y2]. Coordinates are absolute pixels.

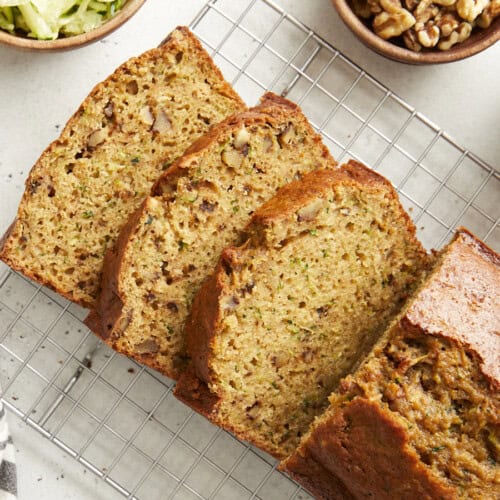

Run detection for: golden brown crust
[[249, 160, 396, 226], [0, 26, 245, 309], [282, 398, 456, 500], [183, 241, 251, 387], [456, 227, 500, 266], [405, 227, 500, 386], [84, 199, 147, 340], [257, 91, 300, 110], [184, 263, 228, 386], [173, 364, 222, 419]]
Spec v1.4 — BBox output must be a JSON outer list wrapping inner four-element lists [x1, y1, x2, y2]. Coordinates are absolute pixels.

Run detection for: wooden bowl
[[0, 0, 145, 51], [331, 0, 500, 64]]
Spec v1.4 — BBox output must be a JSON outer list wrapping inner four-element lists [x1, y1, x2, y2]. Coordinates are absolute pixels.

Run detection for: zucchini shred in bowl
[[0, 0, 145, 50]]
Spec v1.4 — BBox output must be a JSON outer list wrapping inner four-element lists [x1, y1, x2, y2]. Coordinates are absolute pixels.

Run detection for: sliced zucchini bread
[[0, 26, 245, 308], [174, 161, 431, 459], [282, 228, 499, 499], [85, 93, 336, 379]]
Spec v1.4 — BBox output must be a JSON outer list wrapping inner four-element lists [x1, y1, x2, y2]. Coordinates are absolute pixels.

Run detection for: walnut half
[[477, 0, 500, 27], [438, 21, 472, 50], [417, 21, 440, 47], [373, 9, 416, 39]]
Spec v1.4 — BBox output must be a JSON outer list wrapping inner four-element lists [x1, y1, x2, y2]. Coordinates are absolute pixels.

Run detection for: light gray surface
[[0, 0, 498, 499]]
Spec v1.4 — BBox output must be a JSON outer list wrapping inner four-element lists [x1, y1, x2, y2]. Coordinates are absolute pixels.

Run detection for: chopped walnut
[[262, 134, 274, 153], [477, 0, 500, 27], [234, 127, 250, 149], [278, 124, 297, 147], [435, 11, 460, 37], [456, 0, 489, 21], [297, 199, 324, 222], [403, 28, 423, 50], [417, 21, 441, 47], [152, 109, 172, 134], [246, 401, 260, 420], [414, 0, 440, 26], [139, 106, 155, 126], [87, 128, 107, 149], [221, 148, 244, 169], [373, 9, 416, 39], [438, 21, 473, 49], [103, 101, 114, 119]]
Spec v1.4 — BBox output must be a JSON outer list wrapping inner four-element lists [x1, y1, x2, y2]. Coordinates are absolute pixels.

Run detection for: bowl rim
[[331, 0, 500, 64], [0, 0, 146, 51]]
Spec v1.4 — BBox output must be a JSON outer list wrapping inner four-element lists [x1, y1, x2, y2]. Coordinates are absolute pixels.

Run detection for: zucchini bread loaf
[[0, 27, 245, 308], [85, 93, 335, 379], [282, 228, 499, 499], [174, 161, 431, 459]]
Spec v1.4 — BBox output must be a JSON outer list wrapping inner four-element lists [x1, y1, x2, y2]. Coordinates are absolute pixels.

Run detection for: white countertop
[[0, 0, 498, 499]]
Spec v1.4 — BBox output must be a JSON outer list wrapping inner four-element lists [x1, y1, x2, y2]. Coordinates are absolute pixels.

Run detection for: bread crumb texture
[[90, 94, 335, 379], [0, 27, 245, 307], [283, 229, 500, 499], [181, 162, 430, 459]]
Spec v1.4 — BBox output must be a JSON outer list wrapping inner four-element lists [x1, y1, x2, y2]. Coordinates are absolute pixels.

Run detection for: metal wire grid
[[0, 0, 498, 499]]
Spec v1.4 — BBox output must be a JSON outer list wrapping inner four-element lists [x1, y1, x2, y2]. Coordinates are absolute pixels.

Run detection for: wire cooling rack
[[0, 0, 498, 499]]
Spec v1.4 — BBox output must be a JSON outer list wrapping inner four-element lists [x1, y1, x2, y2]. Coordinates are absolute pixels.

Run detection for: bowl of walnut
[[332, 0, 500, 63]]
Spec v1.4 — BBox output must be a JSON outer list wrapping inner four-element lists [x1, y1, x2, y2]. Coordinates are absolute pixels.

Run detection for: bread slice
[[174, 161, 431, 459], [85, 93, 336, 379], [282, 228, 499, 499], [0, 26, 245, 308]]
